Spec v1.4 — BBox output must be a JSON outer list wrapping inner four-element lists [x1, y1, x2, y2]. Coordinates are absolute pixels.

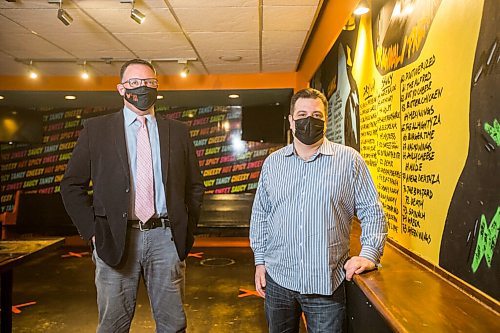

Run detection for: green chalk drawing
[[472, 207, 500, 273], [484, 119, 500, 146]]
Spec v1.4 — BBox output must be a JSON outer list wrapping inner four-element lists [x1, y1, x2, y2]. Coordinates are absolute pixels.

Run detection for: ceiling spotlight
[[57, 1, 73, 26], [28, 60, 38, 79], [130, 0, 146, 24], [353, 0, 369, 15], [177, 59, 190, 77], [81, 61, 89, 79], [228, 94, 240, 99], [180, 66, 189, 78], [0, 96, 4, 100], [157, 95, 164, 100], [65, 95, 77, 100]]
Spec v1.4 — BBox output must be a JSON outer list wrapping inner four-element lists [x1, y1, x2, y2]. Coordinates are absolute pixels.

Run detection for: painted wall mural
[[0, 105, 282, 212], [311, 0, 499, 299]]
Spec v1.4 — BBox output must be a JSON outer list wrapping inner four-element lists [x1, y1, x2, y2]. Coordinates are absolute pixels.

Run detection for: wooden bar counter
[[348, 222, 499, 332]]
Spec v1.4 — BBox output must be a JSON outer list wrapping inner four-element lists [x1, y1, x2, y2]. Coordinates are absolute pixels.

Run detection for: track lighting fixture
[[178, 60, 190, 78], [120, 0, 146, 24], [180, 65, 189, 78], [80, 61, 89, 79], [55, 0, 73, 26], [131, 7, 146, 24], [28, 60, 38, 79], [16, 57, 198, 78]]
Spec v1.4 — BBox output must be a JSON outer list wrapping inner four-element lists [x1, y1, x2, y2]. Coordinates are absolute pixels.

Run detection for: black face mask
[[124, 86, 158, 111], [293, 116, 325, 145]]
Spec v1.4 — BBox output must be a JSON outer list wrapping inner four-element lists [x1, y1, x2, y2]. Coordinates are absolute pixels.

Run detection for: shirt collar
[[123, 106, 156, 127], [284, 137, 335, 157]]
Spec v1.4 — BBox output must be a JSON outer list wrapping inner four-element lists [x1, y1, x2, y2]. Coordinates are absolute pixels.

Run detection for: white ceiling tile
[[175, 7, 258, 32], [189, 32, 259, 51], [87, 62, 124, 76], [262, 47, 301, 63], [76, 0, 167, 10], [263, 0, 319, 5], [84, 8, 181, 33], [154, 61, 205, 76], [115, 32, 191, 52], [0, 14, 29, 33], [1, 8, 106, 33], [0, 55, 27, 75], [206, 63, 259, 74], [263, 30, 308, 50], [0, 1, 77, 9], [263, 6, 317, 31], [262, 62, 297, 72], [135, 50, 198, 61], [168, 0, 257, 8], [199, 49, 259, 64], [42, 32, 128, 52], [79, 49, 137, 60], [0, 33, 73, 58]]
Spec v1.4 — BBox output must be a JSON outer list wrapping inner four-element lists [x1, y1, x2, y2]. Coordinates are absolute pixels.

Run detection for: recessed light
[[65, 95, 76, 100], [157, 95, 164, 100], [353, 6, 369, 15], [11, 111, 17, 115], [228, 94, 240, 99], [0, 96, 4, 100], [219, 55, 242, 62]]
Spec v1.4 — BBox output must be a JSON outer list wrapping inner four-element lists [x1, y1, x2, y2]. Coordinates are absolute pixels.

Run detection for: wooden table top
[[0, 238, 65, 273]]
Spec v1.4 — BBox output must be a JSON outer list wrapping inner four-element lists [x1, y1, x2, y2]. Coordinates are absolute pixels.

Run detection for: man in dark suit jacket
[[61, 59, 204, 333]]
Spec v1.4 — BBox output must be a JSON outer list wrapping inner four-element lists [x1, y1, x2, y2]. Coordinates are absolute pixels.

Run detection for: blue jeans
[[265, 273, 345, 333], [92, 226, 186, 333]]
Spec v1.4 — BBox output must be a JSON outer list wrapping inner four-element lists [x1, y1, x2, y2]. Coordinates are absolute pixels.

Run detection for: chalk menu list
[[400, 55, 443, 244]]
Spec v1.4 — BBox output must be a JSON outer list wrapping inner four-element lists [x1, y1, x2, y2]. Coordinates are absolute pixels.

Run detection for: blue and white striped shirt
[[250, 138, 387, 295]]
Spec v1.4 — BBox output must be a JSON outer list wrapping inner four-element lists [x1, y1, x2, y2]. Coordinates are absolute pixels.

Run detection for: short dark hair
[[120, 59, 156, 81], [289, 88, 328, 116]]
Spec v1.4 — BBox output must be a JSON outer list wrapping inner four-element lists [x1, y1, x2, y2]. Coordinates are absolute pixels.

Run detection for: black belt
[[128, 217, 170, 231]]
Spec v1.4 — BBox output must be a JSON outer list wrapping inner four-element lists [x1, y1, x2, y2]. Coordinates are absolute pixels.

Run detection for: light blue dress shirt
[[123, 106, 168, 219], [250, 138, 387, 295]]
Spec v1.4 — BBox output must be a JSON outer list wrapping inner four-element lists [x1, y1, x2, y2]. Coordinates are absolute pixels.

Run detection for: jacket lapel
[[111, 110, 130, 185], [157, 118, 170, 186]]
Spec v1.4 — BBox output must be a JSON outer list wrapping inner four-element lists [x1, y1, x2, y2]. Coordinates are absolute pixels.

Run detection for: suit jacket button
[[122, 212, 128, 218], [125, 188, 130, 193]]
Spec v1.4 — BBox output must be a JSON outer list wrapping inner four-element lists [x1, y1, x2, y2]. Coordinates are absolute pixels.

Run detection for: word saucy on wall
[[0, 105, 283, 212]]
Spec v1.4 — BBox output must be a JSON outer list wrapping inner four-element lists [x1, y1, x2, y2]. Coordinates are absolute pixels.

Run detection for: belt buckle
[[139, 221, 150, 231]]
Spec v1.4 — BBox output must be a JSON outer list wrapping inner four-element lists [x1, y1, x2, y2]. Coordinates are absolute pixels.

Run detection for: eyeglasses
[[121, 78, 158, 88]]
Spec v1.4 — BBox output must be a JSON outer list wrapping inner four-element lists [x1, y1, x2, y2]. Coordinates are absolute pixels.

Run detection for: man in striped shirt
[[250, 88, 387, 333]]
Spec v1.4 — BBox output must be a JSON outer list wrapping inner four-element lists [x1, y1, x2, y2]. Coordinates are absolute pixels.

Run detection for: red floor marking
[[0, 302, 37, 314], [238, 288, 264, 299], [188, 252, 204, 259], [61, 251, 90, 258]]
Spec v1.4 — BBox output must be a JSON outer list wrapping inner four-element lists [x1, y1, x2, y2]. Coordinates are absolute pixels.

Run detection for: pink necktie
[[135, 116, 155, 223]]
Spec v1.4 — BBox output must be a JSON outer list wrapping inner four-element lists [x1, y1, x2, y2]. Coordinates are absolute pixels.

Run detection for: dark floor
[[6, 245, 292, 333]]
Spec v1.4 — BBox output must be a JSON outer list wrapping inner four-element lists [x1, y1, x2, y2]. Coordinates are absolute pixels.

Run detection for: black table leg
[[1, 270, 13, 333]]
